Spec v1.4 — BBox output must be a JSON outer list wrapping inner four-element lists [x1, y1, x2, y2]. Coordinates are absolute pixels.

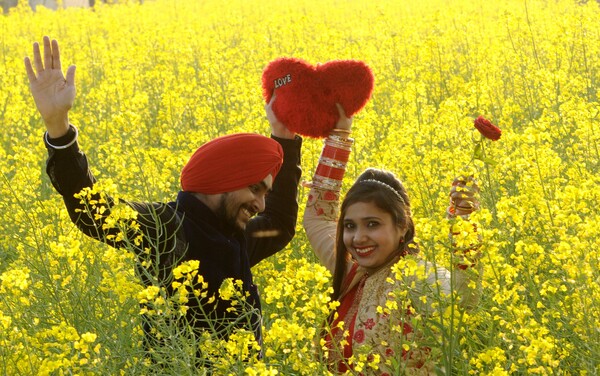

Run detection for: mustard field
[[0, 0, 599, 374]]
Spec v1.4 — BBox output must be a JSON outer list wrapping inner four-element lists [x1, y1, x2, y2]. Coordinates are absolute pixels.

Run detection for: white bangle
[[45, 125, 78, 150]]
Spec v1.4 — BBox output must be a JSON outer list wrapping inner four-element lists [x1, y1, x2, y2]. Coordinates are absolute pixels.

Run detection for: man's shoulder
[[127, 200, 182, 230]]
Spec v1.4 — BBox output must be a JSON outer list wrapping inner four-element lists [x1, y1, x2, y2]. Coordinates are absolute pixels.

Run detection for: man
[[25, 36, 302, 360]]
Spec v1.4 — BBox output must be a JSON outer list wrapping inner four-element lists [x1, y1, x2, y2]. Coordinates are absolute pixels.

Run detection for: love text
[[274, 74, 292, 88]]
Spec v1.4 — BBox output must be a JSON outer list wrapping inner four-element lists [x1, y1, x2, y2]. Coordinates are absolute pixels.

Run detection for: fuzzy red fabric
[[180, 133, 283, 194], [262, 57, 374, 138]]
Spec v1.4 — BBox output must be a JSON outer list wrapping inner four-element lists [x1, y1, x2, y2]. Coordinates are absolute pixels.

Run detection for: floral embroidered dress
[[303, 181, 481, 375]]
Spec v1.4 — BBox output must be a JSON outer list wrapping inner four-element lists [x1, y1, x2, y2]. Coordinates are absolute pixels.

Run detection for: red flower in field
[[474, 116, 501, 141]]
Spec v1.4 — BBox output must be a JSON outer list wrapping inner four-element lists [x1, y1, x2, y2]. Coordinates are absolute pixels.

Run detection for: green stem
[[480, 141, 498, 220], [532, 146, 556, 229]]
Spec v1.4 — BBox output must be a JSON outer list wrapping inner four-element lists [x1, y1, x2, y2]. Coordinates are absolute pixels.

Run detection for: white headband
[[358, 179, 405, 204]]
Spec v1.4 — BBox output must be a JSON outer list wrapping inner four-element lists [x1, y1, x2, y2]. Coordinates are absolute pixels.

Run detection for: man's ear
[[193, 192, 224, 212]]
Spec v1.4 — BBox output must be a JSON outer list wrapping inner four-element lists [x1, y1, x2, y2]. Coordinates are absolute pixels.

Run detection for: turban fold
[[180, 133, 283, 194]]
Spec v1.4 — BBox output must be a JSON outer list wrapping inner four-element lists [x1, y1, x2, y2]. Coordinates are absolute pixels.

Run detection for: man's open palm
[[24, 36, 76, 137]]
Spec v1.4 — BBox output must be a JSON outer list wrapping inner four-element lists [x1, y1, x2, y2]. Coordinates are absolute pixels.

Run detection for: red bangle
[[322, 144, 351, 162], [316, 163, 345, 180]]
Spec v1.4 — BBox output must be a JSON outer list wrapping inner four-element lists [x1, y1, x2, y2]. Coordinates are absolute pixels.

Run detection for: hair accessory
[[358, 179, 405, 204]]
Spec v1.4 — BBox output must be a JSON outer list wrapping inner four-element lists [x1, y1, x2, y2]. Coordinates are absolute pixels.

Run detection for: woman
[[303, 110, 482, 374]]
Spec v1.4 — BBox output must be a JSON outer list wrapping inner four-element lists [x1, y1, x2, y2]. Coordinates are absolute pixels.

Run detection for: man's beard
[[214, 193, 245, 232]]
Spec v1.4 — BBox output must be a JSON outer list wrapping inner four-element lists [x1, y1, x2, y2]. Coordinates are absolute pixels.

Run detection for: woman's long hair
[[331, 168, 417, 300]]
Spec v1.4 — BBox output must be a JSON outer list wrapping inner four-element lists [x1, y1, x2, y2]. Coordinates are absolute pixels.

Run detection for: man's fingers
[[33, 42, 44, 75], [65, 65, 76, 87], [43, 36, 53, 70], [24, 57, 37, 84], [266, 92, 276, 110], [52, 39, 61, 71], [336, 103, 345, 117], [29, 37, 67, 84]]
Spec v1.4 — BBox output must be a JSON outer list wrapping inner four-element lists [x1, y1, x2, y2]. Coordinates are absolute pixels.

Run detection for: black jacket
[[45, 126, 302, 345]]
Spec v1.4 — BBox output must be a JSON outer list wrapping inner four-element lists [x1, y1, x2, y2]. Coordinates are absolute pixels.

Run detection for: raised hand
[[265, 93, 296, 139], [334, 103, 352, 132], [24, 36, 76, 138], [450, 176, 480, 217]]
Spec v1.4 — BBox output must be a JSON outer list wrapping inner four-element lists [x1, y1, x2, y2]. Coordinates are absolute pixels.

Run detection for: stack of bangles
[[447, 205, 474, 218], [311, 130, 353, 192], [447, 198, 479, 218]]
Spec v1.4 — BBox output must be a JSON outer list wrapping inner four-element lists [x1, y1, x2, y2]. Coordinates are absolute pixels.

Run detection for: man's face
[[215, 174, 274, 231]]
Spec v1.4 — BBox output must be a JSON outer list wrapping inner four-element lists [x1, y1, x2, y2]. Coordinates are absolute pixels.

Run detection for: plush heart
[[261, 57, 374, 138]]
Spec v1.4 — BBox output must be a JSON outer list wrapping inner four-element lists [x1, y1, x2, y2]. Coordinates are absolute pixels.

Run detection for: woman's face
[[342, 201, 406, 271]]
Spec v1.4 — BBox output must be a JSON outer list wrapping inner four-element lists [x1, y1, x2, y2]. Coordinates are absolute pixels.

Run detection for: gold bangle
[[311, 175, 343, 191], [318, 157, 347, 169], [455, 205, 474, 211], [324, 138, 353, 147], [332, 128, 351, 134]]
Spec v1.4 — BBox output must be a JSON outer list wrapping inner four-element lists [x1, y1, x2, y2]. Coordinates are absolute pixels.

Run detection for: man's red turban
[[180, 133, 283, 194]]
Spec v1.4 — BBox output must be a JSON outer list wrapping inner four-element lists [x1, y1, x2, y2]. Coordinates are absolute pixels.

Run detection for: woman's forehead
[[344, 201, 391, 220]]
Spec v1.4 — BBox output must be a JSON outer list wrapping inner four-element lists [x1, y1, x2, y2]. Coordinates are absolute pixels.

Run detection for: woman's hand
[[449, 176, 480, 217], [330, 103, 352, 137], [24, 36, 76, 139]]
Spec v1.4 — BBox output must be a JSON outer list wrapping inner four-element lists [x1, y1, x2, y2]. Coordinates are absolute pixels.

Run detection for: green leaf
[[473, 143, 483, 159], [483, 157, 498, 166]]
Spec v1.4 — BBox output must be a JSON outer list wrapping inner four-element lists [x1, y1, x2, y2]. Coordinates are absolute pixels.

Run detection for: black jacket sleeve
[[45, 127, 184, 284], [245, 135, 302, 267]]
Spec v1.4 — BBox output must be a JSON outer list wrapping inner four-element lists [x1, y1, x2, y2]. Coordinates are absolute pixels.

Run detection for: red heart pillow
[[261, 57, 374, 138]]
